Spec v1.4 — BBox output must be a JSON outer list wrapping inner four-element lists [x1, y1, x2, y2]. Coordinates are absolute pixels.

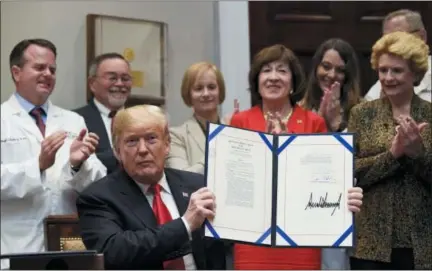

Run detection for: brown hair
[[248, 44, 306, 107], [9, 38, 57, 82], [88, 52, 129, 78], [302, 38, 362, 125], [180, 61, 226, 107]]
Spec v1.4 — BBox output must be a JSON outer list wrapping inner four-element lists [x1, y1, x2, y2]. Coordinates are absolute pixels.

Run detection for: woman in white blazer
[[166, 62, 229, 174]]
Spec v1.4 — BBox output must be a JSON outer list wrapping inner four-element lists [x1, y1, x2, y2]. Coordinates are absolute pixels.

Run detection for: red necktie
[[30, 107, 46, 136], [109, 111, 117, 132], [151, 184, 186, 270]]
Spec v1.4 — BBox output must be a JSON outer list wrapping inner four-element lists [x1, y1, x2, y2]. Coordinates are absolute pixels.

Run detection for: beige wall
[[1, 1, 219, 125]]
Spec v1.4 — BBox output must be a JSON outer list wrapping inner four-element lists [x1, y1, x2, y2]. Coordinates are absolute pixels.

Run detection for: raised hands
[[69, 128, 100, 168], [266, 111, 288, 134], [221, 99, 240, 125], [319, 82, 342, 131], [234, 98, 240, 113], [390, 116, 428, 158], [39, 131, 67, 171], [390, 125, 405, 158]]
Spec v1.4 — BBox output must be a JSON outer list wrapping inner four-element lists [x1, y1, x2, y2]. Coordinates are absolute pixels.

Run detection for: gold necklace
[[264, 108, 293, 123]]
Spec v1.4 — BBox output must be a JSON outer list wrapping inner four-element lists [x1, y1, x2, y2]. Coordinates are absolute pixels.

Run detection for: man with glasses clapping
[[75, 53, 132, 172]]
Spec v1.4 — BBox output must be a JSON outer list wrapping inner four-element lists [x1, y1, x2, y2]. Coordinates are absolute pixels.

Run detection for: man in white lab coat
[[0, 39, 107, 269], [364, 9, 431, 102]]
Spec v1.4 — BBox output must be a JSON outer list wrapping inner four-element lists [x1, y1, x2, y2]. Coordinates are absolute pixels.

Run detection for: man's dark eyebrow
[[34, 61, 56, 67]]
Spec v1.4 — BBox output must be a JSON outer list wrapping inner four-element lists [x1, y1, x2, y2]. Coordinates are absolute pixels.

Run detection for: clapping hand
[[39, 131, 67, 171], [266, 112, 287, 134], [221, 99, 240, 125], [69, 128, 100, 168], [390, 125, 405, 158], [319, 82, 342, 131], [396, 116, 428, 158]]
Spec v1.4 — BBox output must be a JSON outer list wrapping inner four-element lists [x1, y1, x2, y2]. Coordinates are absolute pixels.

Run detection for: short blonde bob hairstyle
[[371, 31, 430, 86], [112, 105, 169, 149], [180, 61, 226, 107]]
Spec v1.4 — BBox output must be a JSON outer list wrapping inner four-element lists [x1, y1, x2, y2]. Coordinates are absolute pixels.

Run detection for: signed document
[[204, 123, 354, 248]]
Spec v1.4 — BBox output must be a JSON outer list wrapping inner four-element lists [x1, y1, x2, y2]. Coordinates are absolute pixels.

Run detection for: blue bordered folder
[[203, 122, 355, 248]]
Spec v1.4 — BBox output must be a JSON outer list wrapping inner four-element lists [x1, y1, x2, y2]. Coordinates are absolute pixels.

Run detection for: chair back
[[44, 215, 86, 251]]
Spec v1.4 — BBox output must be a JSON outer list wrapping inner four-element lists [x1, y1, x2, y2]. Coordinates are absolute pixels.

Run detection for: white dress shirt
[[364, 55, 431, 102], [92, 99, 116, 146], [134, 174, 197, 270]]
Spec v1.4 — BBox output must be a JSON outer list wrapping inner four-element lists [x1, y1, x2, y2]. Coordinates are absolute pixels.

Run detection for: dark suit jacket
[[76, 168, 226, 270], [347, 95, 432, 269], [74, 100, 119, 173], [96, 149, 118, 174]]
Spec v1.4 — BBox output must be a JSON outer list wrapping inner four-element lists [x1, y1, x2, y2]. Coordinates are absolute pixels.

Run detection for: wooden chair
[[44, 215, 86, 251]]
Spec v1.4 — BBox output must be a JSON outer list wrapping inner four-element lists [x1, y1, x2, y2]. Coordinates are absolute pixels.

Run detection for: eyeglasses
[[98, 73, 132, 84]]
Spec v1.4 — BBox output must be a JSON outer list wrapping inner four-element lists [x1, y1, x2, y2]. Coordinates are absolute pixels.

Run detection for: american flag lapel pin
[[182, 192, 189, 198]]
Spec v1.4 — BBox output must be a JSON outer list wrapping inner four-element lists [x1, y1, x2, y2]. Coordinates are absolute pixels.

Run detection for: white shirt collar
[[415, 55, 431, 95], [93, 98, 112, 117], [134, 172, 172, 195]]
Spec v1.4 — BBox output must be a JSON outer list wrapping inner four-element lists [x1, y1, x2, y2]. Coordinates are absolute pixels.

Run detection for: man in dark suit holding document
[[76, 105, 226, 270]]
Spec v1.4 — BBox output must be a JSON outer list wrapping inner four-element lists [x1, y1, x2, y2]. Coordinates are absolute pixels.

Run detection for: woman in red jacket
[[230, 44, 363, 270]]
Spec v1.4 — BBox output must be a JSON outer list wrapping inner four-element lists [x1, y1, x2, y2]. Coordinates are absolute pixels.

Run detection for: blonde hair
[[180, 61, 226, 107], [371, 31, 429, 85], [112, 105, 168, 149]]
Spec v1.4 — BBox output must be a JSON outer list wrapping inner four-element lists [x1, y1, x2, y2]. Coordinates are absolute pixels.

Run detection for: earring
[[290, 89, 294, 94]]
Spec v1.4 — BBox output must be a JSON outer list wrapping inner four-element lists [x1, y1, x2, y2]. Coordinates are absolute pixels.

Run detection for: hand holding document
[[204, 123, 354, 248]]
